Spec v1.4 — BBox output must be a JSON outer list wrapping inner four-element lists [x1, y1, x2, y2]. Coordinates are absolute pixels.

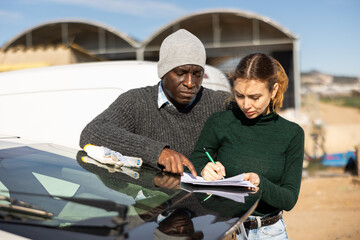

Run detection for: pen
[[203, 148, 216, 164], [203, 148, 224, 179], [201, 194, 213, 203]]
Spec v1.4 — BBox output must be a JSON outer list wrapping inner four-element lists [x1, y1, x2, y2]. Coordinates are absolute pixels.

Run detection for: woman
[[189, 53, 304, 239]]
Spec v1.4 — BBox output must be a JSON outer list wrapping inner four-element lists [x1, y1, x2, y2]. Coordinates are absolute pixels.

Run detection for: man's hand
[[158, 148, 197, 177], [153, 172, 181, 189]]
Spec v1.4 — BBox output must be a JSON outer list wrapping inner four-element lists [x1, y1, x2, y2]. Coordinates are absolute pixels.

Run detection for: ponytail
[[271, 59, 288, 113]]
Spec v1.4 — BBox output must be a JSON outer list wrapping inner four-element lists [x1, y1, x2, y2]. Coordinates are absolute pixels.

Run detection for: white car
[[0, 61, 230, 149]]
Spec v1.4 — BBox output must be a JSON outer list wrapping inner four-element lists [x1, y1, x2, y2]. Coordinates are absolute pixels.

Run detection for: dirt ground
[[284, 173, 360, 240], [282, 102, 360, 240]]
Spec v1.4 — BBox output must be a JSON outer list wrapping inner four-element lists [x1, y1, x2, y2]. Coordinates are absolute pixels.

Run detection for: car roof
[[0, 61, 230, 149]]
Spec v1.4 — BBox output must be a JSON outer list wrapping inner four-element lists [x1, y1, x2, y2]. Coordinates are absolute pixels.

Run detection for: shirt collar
[[158, 81, 172, 109], [157, 81, 197, 109]]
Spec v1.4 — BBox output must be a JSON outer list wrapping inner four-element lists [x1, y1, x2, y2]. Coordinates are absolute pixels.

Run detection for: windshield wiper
[[58, 196, 128, 233], [0, 194, 129, 237], [0, 192, 129, 231], [0, 195, 53, 219], [59, 196, 127, 219]]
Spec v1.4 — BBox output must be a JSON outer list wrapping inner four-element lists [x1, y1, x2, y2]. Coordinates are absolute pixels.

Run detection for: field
[[284, 173, 360, 240], [321, 96, 360, 110], [283, 101, 360, 240]]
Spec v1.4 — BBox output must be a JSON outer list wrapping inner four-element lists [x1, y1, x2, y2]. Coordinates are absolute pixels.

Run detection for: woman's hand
[[244, 172, 260, 188], [201, 161, 226, 181]]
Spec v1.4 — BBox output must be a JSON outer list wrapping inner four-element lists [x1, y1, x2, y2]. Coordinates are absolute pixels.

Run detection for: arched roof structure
[[2, 20, 140, 60], [1, 9, 300, 111], [139, 9, 300, 110], [141, 9, 297, 58]]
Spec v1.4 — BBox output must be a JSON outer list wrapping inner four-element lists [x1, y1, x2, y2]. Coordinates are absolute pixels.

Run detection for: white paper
[[187, 188, 248, 203], [181, 172, 256, 188]]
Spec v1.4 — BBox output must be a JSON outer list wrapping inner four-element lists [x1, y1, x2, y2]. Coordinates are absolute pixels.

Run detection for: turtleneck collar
[[232, 106, 277, 126]]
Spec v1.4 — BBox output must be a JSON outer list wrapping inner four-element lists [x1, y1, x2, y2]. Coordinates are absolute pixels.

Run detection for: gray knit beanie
[[157, 29, 206, 79]]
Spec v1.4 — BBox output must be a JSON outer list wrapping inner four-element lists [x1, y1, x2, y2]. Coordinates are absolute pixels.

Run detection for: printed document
[[181, 172, 256, 188]]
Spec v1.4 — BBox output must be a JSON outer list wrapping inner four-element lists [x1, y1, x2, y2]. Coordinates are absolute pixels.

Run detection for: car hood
[[0, 138, 260, 239]]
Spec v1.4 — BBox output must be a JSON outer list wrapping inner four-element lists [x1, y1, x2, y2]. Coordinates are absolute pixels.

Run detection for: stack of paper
[[180, 173, 256, 203], [180, 172, 256, 188]]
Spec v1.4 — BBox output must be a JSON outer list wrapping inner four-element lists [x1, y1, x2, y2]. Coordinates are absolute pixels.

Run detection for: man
[[79, 29, 229, 176]]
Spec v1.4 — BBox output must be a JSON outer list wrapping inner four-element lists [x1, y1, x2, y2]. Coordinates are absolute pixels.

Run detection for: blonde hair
[[271, 59, 288, 112], [229, 53, 289, 113]]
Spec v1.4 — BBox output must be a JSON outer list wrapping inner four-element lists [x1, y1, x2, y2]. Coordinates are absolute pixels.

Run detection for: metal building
[[1, 9, 300, 111], [140, 9, 300, 111], [1, 19, 140, 60]]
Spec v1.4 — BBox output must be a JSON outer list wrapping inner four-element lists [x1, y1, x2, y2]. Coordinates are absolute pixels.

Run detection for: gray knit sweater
[[80, 84, 229, 169]]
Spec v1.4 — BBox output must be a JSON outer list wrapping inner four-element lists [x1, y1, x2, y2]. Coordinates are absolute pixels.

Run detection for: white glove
[[83, 144, 143, 168]]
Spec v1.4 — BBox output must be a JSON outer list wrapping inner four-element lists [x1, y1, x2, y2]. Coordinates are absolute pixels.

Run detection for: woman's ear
[[272, 82, 279, 99]]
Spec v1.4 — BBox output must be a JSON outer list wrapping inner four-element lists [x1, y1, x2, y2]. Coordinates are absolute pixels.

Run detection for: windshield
[[0, 142, 181, 228], [0, 140, 262, 239]]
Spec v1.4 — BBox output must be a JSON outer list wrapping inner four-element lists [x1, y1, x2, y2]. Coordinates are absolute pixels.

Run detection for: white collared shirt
[[157, 81, 172, 109], [157, 81, 197, 109]]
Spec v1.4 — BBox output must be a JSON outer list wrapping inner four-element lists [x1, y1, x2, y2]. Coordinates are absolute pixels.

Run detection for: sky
[[1, 0, 359, 77]]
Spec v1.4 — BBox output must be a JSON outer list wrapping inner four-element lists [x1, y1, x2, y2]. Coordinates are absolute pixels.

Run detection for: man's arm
[[79, 89, 168, 169], [79, 89, 197, 176]]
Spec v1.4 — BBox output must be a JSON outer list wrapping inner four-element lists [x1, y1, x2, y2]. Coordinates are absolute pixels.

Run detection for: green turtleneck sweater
[[189, 107, 304, 214]]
